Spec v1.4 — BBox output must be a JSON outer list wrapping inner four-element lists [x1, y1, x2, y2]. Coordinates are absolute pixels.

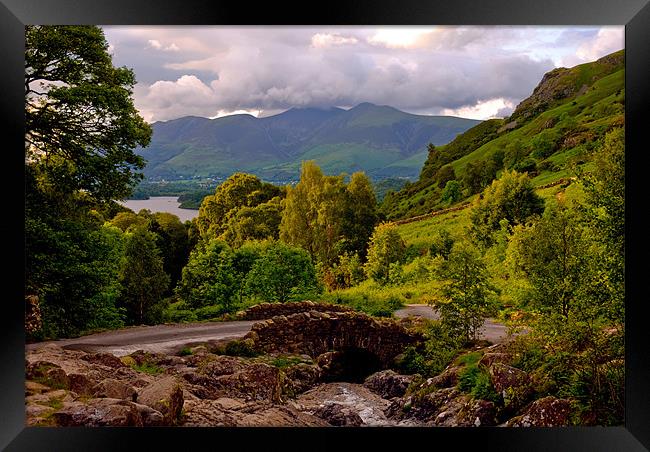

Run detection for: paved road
[[394, 304, 509, 344], [26, 320, 256, 357], [27, 304, 510, 356]]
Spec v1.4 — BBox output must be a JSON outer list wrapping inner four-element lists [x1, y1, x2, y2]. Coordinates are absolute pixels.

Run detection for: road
[[26, 320, 256, 357], [394, 304, 509, 344], [26, 305, 510, 356]]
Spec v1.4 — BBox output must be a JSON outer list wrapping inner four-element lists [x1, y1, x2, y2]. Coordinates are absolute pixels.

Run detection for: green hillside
[[380, 50, 624, 220]]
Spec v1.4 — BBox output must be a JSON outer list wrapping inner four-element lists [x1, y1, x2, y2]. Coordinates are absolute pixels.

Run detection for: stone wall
[[245, 310, 424, 368], [239, 301, 354, 320]]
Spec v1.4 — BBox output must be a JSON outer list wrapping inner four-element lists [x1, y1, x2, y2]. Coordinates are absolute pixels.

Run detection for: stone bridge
[[244, 310, 424, 369], [238, 300, 354, 320]]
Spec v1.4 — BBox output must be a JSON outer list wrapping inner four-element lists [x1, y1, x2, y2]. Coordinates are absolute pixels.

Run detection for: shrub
[[223, 339, 259, 357]]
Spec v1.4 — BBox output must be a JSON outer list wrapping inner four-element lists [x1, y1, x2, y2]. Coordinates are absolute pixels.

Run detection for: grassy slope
[[381, 52, 624, 220]]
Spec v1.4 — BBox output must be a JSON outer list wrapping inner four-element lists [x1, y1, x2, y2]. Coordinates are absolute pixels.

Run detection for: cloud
[[442, 98, 516, 120], [103, 26, 623, 122], [311, 33, 358, 48], [147, 39, 180, 52]]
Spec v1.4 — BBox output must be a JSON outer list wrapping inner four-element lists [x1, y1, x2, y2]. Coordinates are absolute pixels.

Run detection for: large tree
[[118, 227, 170, 325], [470, 169, 545, 247], [25, 26, 152, 338], [25, 25, 151, 201]]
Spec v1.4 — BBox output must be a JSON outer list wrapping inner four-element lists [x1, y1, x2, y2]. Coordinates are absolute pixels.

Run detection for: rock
[[53, 398, 144, 427], [284, 363, 321, 395], [137, 376, 184, 425], [363, 370, 413, 399], [92, 379, 137, 401], [67, 373, 94, 395], [313, 402, 363, 426], [488, 363, 532, 410], [456, 399, 498, 427], [26, 361, 69, 389], [81, 352, 126, 369], [489, 363, 529, 394], [211, 363, 284, 403], [504, 397, 573, 427], [25, 381, 51, 396], [132, 402, 165, 426], [200, 355, 246, 377], [478, 353, 512, 368], [428, 365, 463, 389]]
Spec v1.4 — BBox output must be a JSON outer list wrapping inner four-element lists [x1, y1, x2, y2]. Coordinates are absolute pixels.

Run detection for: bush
[[194, 304, 227, 321], [223, 339, 259, 357]]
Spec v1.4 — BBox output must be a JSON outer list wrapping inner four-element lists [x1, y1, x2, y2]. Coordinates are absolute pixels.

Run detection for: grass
[[131, 362, 164, 375]]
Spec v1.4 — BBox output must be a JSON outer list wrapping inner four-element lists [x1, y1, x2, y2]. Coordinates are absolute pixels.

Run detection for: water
[[119, 196, 198, 223]]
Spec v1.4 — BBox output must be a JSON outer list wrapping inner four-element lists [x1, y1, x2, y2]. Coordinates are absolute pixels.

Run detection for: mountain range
[[137, 103, 480, 181]]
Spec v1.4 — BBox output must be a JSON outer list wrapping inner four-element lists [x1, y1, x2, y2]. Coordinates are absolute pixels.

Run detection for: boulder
[[81, 352, 126, 369], [284, 363, 321, 395], [137, 376, 184, 425], [92, 379, 137, 401], [505, 396, 573, 427], [478, 353, 513, 368], [363, 370, 413, 399], [53, 398, 144, 427], [26, 361, 69, 389], [211, 363, 284, 403], [132, 402, 165, 426], [313, 402, 363, 426], [428, 365, 463, 389], [488, 363, 532, 410], [67, 373, 95, 395]]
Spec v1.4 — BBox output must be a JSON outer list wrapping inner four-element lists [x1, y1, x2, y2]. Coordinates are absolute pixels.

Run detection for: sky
[[102, 26, 624, 123]]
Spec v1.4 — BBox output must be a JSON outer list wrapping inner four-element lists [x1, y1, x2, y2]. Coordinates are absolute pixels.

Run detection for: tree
[[435, 165, 456, 189], [118, 227, 170, 325], [222, 197, 283, 247], [279, 161, 347, 266], [197, 173, 282, 240], [470, 169, 545, 247], [25, 25, 151, 202], [340, 172, 378, 260], [25, 26, 151, 337], [433, 241, 495, 343], [245, 242, 320, 303], [364, 223, 406, 284], [441, 180, 462, 205], [175, 239, 238, 311]]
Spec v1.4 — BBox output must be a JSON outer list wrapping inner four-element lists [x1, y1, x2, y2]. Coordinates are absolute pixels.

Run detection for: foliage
[[320, 252, 365, 291], [245, 242, 320, 303], [395, 321, 462, 377], [25, 25, 151, 202], [280, 162, 378, 266], [197, 173, 283, 240], [364, 223, 406, 284], [175, 239, 238, 310], [432, 241, 496, 343], [117, 227, 170, 325], [223, 339, 259, 357], [441, 180, 462, 205], [222, 197, 283, 247], [470, 170, 545, 247]]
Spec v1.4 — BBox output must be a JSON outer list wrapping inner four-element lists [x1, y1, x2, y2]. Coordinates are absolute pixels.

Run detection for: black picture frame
[[2, 1, 649, 450]]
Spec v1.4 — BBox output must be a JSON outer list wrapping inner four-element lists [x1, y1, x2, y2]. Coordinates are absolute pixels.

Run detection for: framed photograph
[[3, 0, 649, 450]]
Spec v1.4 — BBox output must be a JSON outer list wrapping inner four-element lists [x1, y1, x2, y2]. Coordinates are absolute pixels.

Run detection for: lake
[[119, 196, 198, 223]]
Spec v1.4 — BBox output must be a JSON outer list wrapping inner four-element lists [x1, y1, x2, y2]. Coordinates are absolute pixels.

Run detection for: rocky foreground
[[25, 340, 573, 427]]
